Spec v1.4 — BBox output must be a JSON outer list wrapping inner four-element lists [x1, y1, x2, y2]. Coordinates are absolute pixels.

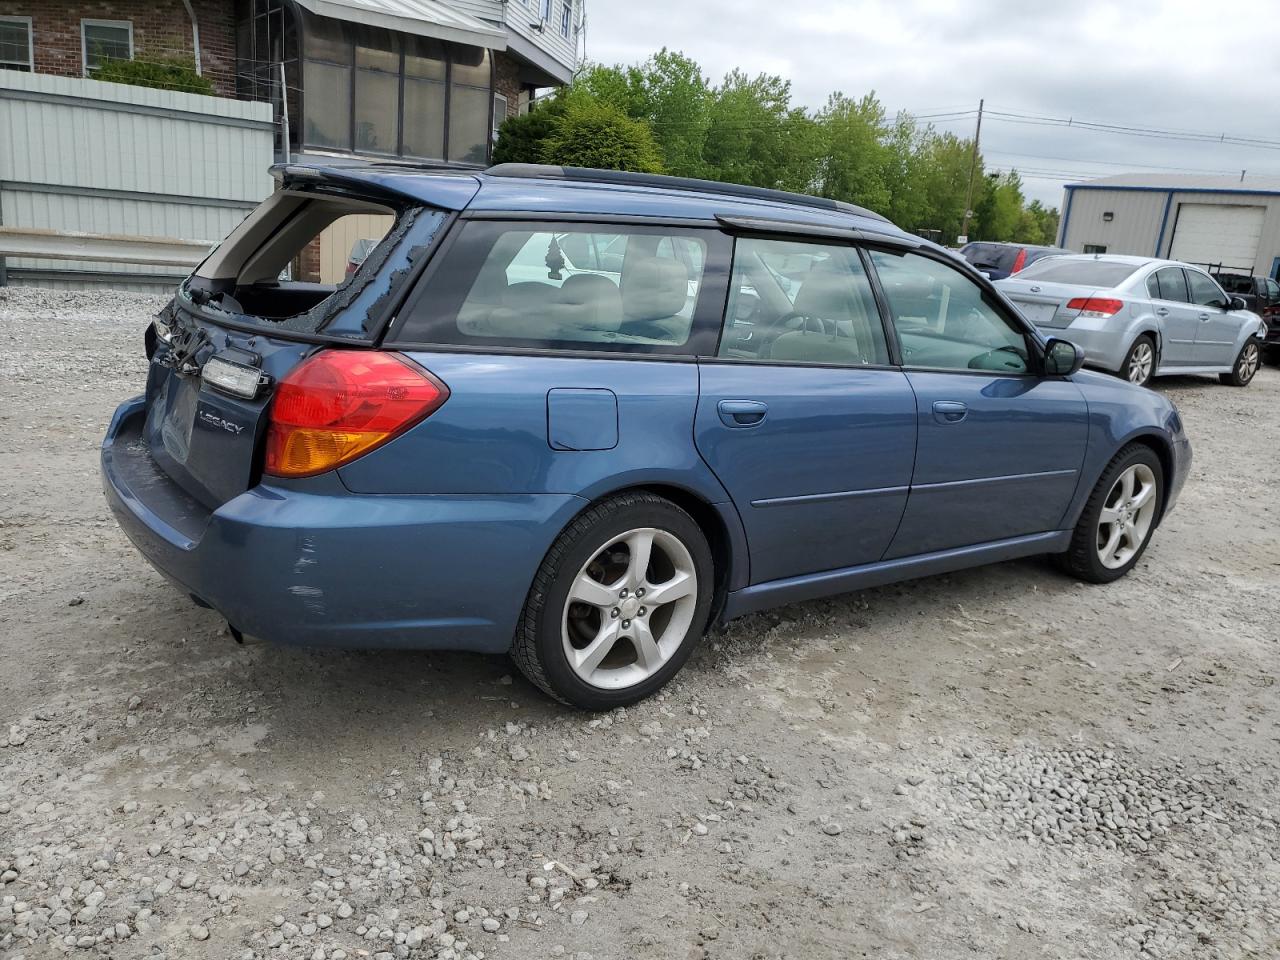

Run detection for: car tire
[[1219, 340, 1261, 387], [1119, 334, 1157, 387], [510, 492, 714, 710], [1057, 444, 1164, 584]]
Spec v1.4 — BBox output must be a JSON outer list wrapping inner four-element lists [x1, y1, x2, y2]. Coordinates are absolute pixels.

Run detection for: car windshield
[[1014, 259, 1142, 286]]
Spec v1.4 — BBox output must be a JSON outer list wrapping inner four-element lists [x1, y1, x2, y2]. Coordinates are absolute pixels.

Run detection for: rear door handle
[[932, 400, 968, 424], [1199, 313, 1210, 321], [717, 399, 768, 427], [1155, 307, 1169, 317]]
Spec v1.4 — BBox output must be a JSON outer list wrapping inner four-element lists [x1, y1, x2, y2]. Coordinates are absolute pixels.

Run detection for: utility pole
[[960, 98, 984, 244]]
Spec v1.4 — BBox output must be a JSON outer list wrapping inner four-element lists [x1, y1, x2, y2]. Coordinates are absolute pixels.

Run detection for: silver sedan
[[996, 254, 1266, 387]]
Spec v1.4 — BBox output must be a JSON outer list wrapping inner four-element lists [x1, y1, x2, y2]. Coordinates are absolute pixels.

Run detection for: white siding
[[0, 71, 274, 288], [503, 0, 578, 77]]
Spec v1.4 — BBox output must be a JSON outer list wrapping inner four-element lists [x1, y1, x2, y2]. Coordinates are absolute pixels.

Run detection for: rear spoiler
[[269, 161, 481, 212]]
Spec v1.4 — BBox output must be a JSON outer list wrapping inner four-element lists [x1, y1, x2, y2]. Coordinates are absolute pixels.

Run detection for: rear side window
[[393, 221, 726, 355], [1151, 267, 1189, 303]]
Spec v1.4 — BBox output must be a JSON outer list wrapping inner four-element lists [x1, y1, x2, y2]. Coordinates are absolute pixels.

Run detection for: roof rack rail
[[484, 163, 889, 223]]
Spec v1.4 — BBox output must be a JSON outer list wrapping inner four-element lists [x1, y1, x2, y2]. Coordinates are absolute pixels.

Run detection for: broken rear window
[[183, 187, 447, 341]]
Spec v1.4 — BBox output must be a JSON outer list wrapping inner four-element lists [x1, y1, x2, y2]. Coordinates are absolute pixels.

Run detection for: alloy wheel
[[1095, 463, 1158, 569], [561, 527, 699, 690], [1238, 342, 1260, 383], [1127, 342, 1154, 384]]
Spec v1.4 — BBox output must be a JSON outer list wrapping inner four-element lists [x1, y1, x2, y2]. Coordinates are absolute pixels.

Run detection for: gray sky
[[582, 0, 1280, 208]]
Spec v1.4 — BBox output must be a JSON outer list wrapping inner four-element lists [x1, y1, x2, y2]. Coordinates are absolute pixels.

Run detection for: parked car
[[102, 162, 1191, 709], [1212, 272, 1280, 361], [344, 237, 380, 277], [996, 255, 1266, 387], [959, 241, 1074, 280]]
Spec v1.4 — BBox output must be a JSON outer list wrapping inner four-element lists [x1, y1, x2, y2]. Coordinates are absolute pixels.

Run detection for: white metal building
[[1058, 174, 1280, 280]]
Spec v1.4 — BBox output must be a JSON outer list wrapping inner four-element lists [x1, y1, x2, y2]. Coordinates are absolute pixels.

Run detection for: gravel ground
[[1, 286, 1278, 960]]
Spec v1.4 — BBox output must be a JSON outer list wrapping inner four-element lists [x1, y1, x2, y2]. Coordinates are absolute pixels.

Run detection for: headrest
[[622, 256, 689, 322], [552, 273, 622, 333], [792, 258, 860, 321]]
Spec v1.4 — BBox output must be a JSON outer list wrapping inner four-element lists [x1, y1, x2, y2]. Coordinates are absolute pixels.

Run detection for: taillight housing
[[1066, 297, 1125, 319], [1010, 248, 1028, 274], [264, 350, 448, 478]]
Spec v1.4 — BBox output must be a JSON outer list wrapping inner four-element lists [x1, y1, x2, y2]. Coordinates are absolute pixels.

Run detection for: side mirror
[[1043, 337, 1085, 377], [1229, 296, 1249, 311]]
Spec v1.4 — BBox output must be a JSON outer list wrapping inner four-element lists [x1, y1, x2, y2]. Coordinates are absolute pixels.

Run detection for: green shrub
[[93, 57, 217, 97], [537, 99, 664, 173], [492, 98, 566, 165]]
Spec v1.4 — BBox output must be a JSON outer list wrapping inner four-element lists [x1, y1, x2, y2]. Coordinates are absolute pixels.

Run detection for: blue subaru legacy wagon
[[102, 161, 1191, 709]]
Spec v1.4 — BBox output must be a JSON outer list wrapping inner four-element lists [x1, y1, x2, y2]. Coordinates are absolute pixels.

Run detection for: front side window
[[871, 250, 1030, 374], [720, 237, 889, 366], [82, 19, 132, 74], [1265, 279, 1280, 300], [395, 222, 722, 354], [0, 17, 33, 72], [1186, 270, 1226, 308]]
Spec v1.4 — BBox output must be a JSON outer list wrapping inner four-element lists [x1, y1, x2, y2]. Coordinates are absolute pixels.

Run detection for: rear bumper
[[1037, 323, 1128, 373], [102, 398, 583, 653]]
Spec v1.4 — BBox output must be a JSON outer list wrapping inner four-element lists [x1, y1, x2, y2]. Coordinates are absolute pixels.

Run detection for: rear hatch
[[139, 165, 467, 509]]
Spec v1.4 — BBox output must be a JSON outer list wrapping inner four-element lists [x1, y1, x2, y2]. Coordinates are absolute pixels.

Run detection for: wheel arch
[[574, 481, 746, 628], [1117, 431, 1175, 525]]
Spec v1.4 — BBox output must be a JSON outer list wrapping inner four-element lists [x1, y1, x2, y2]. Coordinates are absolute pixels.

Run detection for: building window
[[1083, 244, 1107, 254], [81, 19, 133, 75], [353, 26, 400, 154], [403, 35, 447, 160], [448, 46, 491, 163], [541, 0, 552, 21], [492, 93, 507, 146], [560, 3, 571, 36], [295, 12, 493, 164], [0, 16, 33, 72]]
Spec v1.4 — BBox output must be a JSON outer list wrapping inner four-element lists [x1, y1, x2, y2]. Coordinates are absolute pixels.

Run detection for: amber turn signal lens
[[264, 351, 448, 478]]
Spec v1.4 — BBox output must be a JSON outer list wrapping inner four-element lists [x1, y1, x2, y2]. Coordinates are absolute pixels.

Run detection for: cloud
[[583, 0, 1280, 206]]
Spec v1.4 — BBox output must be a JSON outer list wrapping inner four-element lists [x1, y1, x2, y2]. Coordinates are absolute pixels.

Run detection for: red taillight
[[264, 351, 448, 478], [1066, 297, 1124, 318], [1010, 248, 1028, 274]]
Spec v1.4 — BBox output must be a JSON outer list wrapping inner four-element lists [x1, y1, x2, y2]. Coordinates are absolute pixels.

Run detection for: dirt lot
[[1, 286, 1278, 960]]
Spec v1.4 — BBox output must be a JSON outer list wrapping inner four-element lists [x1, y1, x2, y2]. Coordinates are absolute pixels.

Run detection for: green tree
[[973, 170, 1026, 242], [814, 92, 892, 212], [538, 98, 665, 173], [702, 70, 818, 191]]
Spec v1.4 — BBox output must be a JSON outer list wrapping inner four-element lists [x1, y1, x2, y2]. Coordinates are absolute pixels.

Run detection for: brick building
[[0, 0, 581, 164]]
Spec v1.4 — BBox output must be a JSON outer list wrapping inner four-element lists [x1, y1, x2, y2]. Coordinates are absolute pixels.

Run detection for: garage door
[[1169, 203, 1265, 272]]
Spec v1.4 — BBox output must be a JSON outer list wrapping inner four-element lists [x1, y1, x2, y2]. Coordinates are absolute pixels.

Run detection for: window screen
[[82, 20, 132, 74], [0, 18, 32, 72], [395, 221, 723, 354]]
